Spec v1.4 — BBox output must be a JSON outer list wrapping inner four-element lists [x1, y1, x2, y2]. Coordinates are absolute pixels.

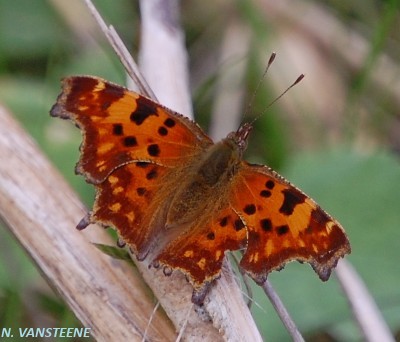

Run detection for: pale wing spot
[[312, 244, 318, 253], [253, 252, 259, 263], [96, 160, 106, 168], [197, 258, 206, 270], [98, 128, 108, 136], [94, 82, 106, 92], [265, 240, 274, 257], [78, 105, 89, 111], [126, 211, 135, 222], [248, 252, 259, 263], [129, 151, 146, 160], [289, 204, 313, 237], [215, 250, 222, 261], [184, 250, 194, 258], [298, 239, 306, 247], [107, 94, 137, 114], [98, 142, 115, 155], [112, 186, 124, 195], [109, 202, 121, 212], [91, 116, 103, 123], [108, 175, 119, 184], [98, 165, 107, 172], [326, 221, 335, 232]]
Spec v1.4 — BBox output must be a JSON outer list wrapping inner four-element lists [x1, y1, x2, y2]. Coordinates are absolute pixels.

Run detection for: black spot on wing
[[260, 190, 271, 198], [164, 118, 176, 127], [147, 144, 160, 157], [260, 219, 272, 232], [276, 225, 289, 236], [244, 204, 256, 215], [219, 216, 228, 227], [136, 162, 149, 168], [146, 169, 158, 180], [279, 188, 306, 215], [113, 123, 123, 135], [206, 232, 215, 240], [234, 219, 245, 231], [265, 180, 275, 189], [123, 136, 137, 147], [130, 98, 158, 125], [136, 187, 146, 196], [158, 126, 168, 136]]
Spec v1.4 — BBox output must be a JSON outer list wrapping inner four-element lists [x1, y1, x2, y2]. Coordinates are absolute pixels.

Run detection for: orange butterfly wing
[[50, 76, 213, 258], [51, 76, 212, 184], [229, 163, 351, 284], [91, 162, 170, 258], [156, 206, 247, 303]]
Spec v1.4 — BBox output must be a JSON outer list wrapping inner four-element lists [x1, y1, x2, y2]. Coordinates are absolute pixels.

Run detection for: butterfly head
[[226, 123, 253, 156]]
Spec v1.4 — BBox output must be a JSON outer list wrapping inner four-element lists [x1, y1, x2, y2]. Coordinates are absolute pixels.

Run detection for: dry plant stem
[[138, 0, 193, 117], [49, 0, 97, 46], [141, 301, 161, 342], [204, 260, 263, 341], [262, 281, 305, 342], [336, 261, 395, 342], [0, 105, 176, 342], [83, 0, 155, 99], [209, 18, 251, 141], [231, 253, 254, 308]]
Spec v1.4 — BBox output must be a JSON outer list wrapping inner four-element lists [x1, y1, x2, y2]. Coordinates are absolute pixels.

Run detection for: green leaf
[[92, 243, 134, 264]]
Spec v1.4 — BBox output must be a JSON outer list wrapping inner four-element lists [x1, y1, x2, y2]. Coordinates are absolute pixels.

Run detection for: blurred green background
[[0, 0, 399, 341]]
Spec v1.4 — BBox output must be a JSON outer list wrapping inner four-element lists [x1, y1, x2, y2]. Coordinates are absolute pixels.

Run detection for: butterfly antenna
[[242, 52, 277, 122], [249, 73, 305, 126]]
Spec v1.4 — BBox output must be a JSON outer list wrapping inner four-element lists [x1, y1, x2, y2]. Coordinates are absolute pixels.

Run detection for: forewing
[[50, 76, 212, 184]]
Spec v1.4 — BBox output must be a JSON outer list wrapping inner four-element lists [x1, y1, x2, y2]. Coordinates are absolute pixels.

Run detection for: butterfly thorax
[[165, 126, 251, 227]]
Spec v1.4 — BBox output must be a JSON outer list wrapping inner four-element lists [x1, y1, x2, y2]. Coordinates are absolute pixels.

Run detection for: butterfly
[[50, 76, 351, 304]]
